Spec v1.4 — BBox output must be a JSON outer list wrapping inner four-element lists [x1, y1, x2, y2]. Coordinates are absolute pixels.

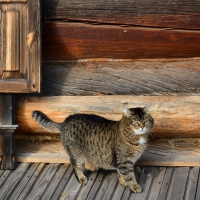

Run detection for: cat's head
[[122, 106, 154, 135]]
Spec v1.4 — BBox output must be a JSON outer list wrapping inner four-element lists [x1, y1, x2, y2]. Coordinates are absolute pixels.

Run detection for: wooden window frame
[[0, 0, 41, 93]]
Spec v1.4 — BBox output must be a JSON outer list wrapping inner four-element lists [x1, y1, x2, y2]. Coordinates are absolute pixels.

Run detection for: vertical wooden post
[[0, 94, 17, 169]]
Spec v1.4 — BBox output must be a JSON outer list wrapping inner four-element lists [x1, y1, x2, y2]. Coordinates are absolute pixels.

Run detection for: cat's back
[[64, 114, 111, 123]]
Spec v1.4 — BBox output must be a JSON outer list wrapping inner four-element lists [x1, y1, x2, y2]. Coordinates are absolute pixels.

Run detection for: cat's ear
[[123, 107, 131, 117], [143, 104, 151, 113]]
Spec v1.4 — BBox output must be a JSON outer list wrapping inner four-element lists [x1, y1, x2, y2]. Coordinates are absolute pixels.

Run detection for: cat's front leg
[[117, 162, 142, 193]]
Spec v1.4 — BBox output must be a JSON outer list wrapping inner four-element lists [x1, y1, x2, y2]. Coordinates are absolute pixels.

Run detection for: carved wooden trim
[[0, 0, 41, 93]]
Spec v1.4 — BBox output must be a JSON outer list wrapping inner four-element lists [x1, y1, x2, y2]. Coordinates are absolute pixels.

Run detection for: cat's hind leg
[[85, 162, 99, 172], [68, 148, 88, 185], [73, 164, 87, 186]]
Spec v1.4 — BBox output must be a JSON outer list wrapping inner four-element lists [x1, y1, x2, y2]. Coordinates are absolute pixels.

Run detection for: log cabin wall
[[15, 0, 200, 138]]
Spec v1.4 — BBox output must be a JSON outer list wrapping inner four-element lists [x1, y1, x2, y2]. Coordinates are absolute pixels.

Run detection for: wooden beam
[[42, 0, 200, 29], [0, 94, 16, 169], [42, 60, 200, 96], [42, 23, 200, 61], [16, 95, 200, 138], [12, 139, 200, 166]]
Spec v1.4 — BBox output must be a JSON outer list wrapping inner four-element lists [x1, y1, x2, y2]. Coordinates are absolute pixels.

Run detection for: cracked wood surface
[[15, 95, 200, 137], [41, 60, 200, 96]]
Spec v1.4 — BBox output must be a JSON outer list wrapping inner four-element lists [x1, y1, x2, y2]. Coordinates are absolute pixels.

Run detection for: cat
[[32, 106, 154, 193]]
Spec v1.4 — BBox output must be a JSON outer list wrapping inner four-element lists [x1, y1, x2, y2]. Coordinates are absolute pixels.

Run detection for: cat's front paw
[[78, 176, 87, 186], [131, 184, 142, 193]]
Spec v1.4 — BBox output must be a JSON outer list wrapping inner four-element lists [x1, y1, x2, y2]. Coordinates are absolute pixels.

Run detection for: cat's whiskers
[[148, 130, 155, 140]]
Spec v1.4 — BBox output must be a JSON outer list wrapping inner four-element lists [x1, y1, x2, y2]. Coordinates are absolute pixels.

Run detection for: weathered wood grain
[[184, 167, 199, 200], [16, 95, 200, 138], [194, 172, 200, 200], [1, 163, 199, 200], [0, 79, 30, 93], [42, 60, 200, 96], [76, 171, 99, 200], [157, 167, 173, 200], [42, 0, 200, 29], [13, 138, 200, 166], [85, 172, 104, 200], [166, 167, 189, 200], [0, 163, 30, 200], [59, 170, 82, 200], [17, 163, 46, 200], [50, 165, 73, 199], [10, 163, 40, 200], [42, 23, 200, 61], [146, 167, 166, 200], [27, 0, 41, 93], [41, 164, 69, 200], [0, 1, 41, 93], [94, 171, 118, 200], [26, 164, 59, 200], [0, 0, 27, 2], [5, 11, 19, 71]]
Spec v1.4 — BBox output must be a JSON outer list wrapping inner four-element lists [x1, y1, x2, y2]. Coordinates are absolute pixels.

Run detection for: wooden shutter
[[0, 0, 40, 93]]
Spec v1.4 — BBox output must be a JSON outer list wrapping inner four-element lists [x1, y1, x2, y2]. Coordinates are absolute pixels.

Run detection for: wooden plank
[[144, 167, 166, 200], [17, 163, 45, 200], [42, 60, 200, 96], [76, 171, 99, 200], [27, 0, 41, 93], [121, 187, 131, 200], [166, 167, 189, 200], [0, 0, 27, 2], [129, 167, 158, 200], [0, 94, 16, 170], [0, 163, 30, 199], [94, 171, 118, 200], [26, 163, 60, 200], [59, 169, 82, 200], [16, 95, 200, 138], [86, 172, 104, 200], [0, 169, 4, 177], [0, 169, 12, 185], [40, 164, 69, 200], [42, 23, 200, 61], [110, 182, 126, 200], [0, 78, 29, 93], [42, 0, 200, 29], [157, 167, 173, 200], [50, 164, 73, 199], [11, 163, 40, 200], [14, 153, 70, 163], [12, 139, 200, 166], [184, 167, 199, 200], [194, 170, 200, 200]]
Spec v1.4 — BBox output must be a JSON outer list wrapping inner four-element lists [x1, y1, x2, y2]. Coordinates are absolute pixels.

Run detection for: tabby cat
[[32, 107, 154, 193]]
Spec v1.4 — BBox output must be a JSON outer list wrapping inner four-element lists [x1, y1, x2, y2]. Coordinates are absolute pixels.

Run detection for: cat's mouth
[[134, 128, 149, 135]]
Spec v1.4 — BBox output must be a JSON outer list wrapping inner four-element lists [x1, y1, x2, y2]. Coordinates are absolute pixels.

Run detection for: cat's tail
[[32, 110, 61, 133]]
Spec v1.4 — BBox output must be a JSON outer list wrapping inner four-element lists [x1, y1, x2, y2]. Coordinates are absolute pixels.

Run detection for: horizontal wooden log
[[0, 0, 27, 2], [16, 95, 200, 138], [13, 139, 200, 166], [42, 23, 200, 61], [42, 0, 200, 29], [41, 60, 200, 96]]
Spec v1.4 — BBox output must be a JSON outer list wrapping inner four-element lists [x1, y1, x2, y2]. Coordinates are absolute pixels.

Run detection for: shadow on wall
[[41, 0, 78, 96]]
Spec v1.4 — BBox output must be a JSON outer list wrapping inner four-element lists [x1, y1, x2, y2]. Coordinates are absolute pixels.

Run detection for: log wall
[[14, 0, 200, 138], [42, 0, 200, 60]]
